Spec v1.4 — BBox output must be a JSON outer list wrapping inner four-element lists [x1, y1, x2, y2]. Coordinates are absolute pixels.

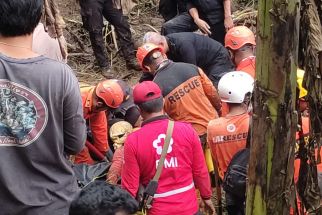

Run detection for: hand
[[202, 199, 217, 215], [224, 16, 234, 31], [194, 18, 211, 35]]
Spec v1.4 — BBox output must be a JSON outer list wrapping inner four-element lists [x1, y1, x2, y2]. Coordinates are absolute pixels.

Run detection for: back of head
[[0, 0, 43, 37], [96, 79, 129, 109], [218, 71, 254, 104], [69, 181, 138, 215], [136, 43, 165, 71], [225, 26, 256, 51], [133, 81, 163, 113]]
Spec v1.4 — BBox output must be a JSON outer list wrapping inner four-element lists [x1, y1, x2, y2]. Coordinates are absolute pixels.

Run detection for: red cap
[[133, 81, 162, 104]]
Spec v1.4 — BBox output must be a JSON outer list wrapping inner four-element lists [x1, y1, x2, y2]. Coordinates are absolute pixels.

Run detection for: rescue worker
[[225, 26, 256, 78], [78, 0, 140, 77], [137, 43, 222, 146], [75, 79, 129, 164], [106, 121, 133, 185], [122, 81, 215, 215], [207, 71, 254, 215], [142, 32, 235, 86], [161, 0, 234, 44], [108, 84, 140, 127]]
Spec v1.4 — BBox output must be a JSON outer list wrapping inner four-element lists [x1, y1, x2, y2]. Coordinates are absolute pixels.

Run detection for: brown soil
[[56, 0, 163, 86]]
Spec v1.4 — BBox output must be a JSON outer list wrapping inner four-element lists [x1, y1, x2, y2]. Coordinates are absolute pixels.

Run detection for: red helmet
[[136, 43, 163, 71], [95, 79, 124, 108], [225, 26, 256, 50]]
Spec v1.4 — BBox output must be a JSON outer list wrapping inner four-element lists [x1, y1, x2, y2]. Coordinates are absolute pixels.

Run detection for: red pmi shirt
[[122, 116, 211, 215]]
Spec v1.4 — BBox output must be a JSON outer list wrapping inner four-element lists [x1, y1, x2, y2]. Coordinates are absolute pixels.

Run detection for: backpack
[[222, 148, 250, 200]]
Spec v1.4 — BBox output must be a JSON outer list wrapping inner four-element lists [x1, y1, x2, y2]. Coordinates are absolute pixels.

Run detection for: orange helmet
[[95, 79, 124, 109], [225, 26, 256, 50], [136, 43, 163, 71]]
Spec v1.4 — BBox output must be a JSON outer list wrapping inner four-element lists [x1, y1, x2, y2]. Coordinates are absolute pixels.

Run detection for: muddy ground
[[56, 0, 163, 85], [56, 0, 256, 85]]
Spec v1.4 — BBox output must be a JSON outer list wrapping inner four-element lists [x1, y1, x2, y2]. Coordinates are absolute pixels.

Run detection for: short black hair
[[69, 181, 138, 215], [138, 97, 163, 113], [0, 0, 43, 37]]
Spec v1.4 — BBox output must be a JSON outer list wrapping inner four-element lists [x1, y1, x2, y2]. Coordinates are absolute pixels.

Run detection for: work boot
[[100, 67, 113, 78], [126, 58, 141, 71]]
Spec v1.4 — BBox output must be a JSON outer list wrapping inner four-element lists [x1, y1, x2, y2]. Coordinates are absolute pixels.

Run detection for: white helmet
[[218, 71, 254, 103]]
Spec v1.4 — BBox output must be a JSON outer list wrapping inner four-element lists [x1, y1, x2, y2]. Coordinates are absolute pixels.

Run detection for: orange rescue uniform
[[154, 61, 221, 136], [207, 113, 249, 178], [236, 56, 256, 78], [74, 85, 109, 164]]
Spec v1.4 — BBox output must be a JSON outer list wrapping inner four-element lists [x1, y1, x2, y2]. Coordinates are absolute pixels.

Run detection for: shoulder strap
[[152, 120, 174, 181]]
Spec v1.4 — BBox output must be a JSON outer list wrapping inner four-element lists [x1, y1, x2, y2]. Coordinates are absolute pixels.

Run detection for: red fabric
[[207, 113, 249, 179], [74, 145, 95, 164], [121, 118, 211, 215], [107, 147, 124, 185], [295, 116, 310, 140], [74, 86, 109, 164], [236, 56, 256, 78], [291, 117, 311, 215], [85, 141, 106, 160]]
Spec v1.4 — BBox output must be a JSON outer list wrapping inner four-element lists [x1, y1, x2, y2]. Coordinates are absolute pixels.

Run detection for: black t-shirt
[[166, 32, 235, 85], [187, 0, 224, 24], [140, 32, 234, 86]]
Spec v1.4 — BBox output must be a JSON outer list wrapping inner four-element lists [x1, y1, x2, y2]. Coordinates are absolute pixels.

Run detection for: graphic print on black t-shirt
[[0, 79, 48, 147]]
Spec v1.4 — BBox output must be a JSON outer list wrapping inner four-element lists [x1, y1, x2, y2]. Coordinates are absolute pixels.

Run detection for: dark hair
[[69, 181, 138, 215], [238, 44, 254, 52], [0, 0, 43, 37], [124, 106, 140, 127], [138, 97, 163, 113]]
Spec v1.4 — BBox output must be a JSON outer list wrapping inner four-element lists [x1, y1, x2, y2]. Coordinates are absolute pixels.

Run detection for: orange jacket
[[154, 61, 221, 136], [236, 56, 256, 78], [74, 85, 109, 164], [207, 113, 249, 179]]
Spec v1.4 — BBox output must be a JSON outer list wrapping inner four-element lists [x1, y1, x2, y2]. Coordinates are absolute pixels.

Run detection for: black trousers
[[161, 12, 226, 45], [79, 0, 136, 67]]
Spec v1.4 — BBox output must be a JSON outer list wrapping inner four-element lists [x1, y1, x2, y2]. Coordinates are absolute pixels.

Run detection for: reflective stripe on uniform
[[153, 182, 194, 198]]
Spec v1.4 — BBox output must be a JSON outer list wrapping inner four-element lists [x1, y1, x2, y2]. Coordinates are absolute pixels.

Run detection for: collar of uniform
[[238, 56, 256, 67], [141, 115, 168, 127], [155, 59, 172, 76], [84, 87, 95, 114]]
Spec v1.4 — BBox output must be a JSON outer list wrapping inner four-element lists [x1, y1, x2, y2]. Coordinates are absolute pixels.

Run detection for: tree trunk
[[298, 0, 322, 213], [246, 0, 300, 214]]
